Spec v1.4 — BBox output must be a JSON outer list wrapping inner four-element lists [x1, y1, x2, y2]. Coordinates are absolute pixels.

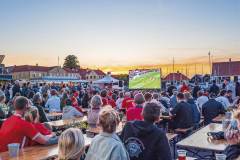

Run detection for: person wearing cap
[[202, 93, 226, 124], [62, 99, 83, 120], [45, 89, 61, 112]]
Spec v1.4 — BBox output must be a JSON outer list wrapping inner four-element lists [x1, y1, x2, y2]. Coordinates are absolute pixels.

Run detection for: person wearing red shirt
[[122, 92, 134, 110], [127, 93, 145, 121], [180, 81, 190, 93], [101, 90, 109, 106], [0, 96, 57, 152], [71, 92, 83, 113]]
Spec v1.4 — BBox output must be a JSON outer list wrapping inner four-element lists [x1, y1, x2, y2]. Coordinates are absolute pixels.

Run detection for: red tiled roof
[[212, 61, 240, 76], [163, 73, 189, 81], [12, 65, 54, 72]]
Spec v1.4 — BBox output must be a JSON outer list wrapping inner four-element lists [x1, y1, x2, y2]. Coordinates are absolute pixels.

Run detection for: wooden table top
[[177, 123, 228, 152], [0, 135, 92, 160], [47, 112, 63, 118], [212, 114, 225, 123], [47, 116, 87, 128]]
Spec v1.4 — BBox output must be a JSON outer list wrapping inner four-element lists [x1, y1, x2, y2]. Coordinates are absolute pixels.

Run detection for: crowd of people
[[0, 79, 240, 159]]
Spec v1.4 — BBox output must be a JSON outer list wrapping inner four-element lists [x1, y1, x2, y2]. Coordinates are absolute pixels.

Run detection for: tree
[[63, 55, 80, 69]]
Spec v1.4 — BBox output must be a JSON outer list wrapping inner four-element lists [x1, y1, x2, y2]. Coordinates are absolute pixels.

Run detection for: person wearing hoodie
[[120, 102, 172, 160], [62, 99, 83, 120]]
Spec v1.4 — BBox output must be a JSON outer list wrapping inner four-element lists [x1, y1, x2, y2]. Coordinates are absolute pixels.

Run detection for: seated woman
[[87, 95, 102, 128], [85, 106, 129, 160], [62, 99, 83, 120], [24, 107, 55, 145], [58, 128, 85, 160], [32, 94, 49, 123]]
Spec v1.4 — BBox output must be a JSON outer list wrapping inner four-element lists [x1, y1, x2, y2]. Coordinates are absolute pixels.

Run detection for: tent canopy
[[93, 75, 119, 84]]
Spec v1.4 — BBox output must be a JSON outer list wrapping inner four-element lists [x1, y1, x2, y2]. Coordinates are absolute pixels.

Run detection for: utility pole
[[208, 51, 211, 75], [173, 57, 175, 82]]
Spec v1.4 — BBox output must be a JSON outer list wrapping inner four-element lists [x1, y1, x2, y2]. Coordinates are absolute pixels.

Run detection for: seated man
[[62, 99, 83, 120], [120, 102, 172, 160], [202, 93, 226, 125], [0, 96, 57, 152], [45, 89, 61, 112], [126, 93, 145, 121], [169, 93, 194, 130]]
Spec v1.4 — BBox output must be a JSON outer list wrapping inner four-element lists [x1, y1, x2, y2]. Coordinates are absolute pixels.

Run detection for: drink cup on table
[[215, 153, 226, 160], [8, 143, 20, 157], [177, 150, 187, 160]]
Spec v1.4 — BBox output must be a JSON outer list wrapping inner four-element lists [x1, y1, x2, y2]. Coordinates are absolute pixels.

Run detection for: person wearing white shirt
[[196, 91, 208, 112], [45, 89, 61, 112], [215, 90, 230, 110], [116, 92, 124, 110]]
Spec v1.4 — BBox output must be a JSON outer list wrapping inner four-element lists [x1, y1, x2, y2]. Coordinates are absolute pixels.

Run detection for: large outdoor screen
[[129, 69, 161, 89]]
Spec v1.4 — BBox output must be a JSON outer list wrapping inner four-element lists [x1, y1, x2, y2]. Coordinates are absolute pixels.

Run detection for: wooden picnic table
[[176, 123, 227, 159], [47, 116, 87, 128], [0, 135, 92, 160], [212, 114, 225, 123], [47, 112, 63, 120]]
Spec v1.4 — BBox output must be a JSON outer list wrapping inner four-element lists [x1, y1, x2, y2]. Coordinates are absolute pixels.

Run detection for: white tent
[[93, 75, 119, 84]]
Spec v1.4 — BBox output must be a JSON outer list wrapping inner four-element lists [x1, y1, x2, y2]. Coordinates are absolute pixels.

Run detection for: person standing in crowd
[[196, 90, 209, 113], [100, 89, 109, 106], [62, 99, 83, 120], [85, 106, 129, 160], [202, 93, 226, 124], [116, 92, 124, 110], [170, 89, 178, 108], [192, 81, 201, 99], [12, 80, 21, 98], [45, 89, 61, 112], [180, 81, 190, 93], [169, 92, 194, 130], [167, 82, 177, 97], [209, 80, 220, 95], [122, 92, 134, 110], [144, 92, 152, 102], [88, 95, 102, 128], [0, 96, 58, 152], [184, 92, 200, 125], [215, 90, 231, 110], [58, 128, 85, 160], [126, 93, 145, 121], [121, 102, 172, 160], [33, 94, 49, 123], [0, 91, 8, 119]]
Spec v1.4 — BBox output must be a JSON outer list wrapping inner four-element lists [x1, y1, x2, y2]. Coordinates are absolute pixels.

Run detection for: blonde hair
[[24, 107, 39, 123], [58, 128, 85, 160], [98, 105, 120, 133]]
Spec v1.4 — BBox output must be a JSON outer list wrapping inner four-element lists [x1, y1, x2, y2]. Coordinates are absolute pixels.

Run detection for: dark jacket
[[224, 144, 240, 160], [187, 99, 200, 124], [202, 99, 226, 124], [120, 121, 172, 160], [192, 85, 201, 99], [12, 84, 20, 97], [170, 101, 194, 129], [35, 104, 49, 123], [209, 84, 220, 95]]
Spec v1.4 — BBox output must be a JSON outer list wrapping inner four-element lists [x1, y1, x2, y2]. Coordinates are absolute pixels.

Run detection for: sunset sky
[[0, 0, 239, 75]]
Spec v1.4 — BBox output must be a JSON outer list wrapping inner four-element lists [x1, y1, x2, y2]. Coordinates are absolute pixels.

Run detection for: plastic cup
[[8, 143, 20, 157], [215, 154, 226, 160], [177, 150, 187, 160]]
